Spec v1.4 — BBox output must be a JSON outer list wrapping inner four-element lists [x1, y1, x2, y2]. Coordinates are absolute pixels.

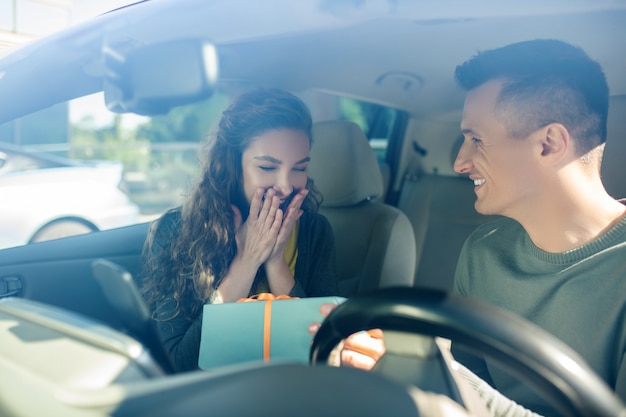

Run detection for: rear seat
[[396, 95, 626, 292], [397, 170, 498, 292], [602, 95, 626, 200]]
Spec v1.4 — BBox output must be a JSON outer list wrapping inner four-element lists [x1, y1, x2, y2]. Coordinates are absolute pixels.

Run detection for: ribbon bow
[[237, 293, 297, 303]]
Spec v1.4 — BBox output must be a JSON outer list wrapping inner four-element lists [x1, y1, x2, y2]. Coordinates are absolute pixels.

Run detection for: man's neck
[[511, 180, 626, 253]]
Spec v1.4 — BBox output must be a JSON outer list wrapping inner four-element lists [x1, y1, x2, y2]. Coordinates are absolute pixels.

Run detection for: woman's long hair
[[143, 88, 322, 321]]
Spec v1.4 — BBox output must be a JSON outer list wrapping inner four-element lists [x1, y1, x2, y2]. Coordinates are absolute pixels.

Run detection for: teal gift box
[[198, 295, 345, 370]]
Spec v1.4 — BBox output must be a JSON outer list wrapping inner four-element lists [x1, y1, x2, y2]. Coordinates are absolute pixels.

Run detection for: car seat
[[396, 133, 501, 292], [308, 120, 416, 296], [602, 95, 626, 200]]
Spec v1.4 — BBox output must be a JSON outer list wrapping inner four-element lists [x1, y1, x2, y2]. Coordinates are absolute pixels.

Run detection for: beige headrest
[[602, 95, 626, 199], [309, 120, 384, 207]]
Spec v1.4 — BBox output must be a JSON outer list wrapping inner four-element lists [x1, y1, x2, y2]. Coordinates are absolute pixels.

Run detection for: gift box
[[198, 295, 345, 370]]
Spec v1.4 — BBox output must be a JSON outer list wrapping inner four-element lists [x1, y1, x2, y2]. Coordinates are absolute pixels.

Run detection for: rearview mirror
[[103, 38, 219, 115]]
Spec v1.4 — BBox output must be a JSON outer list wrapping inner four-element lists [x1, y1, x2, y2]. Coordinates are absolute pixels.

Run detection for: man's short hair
[[455, 39, 609, 156]]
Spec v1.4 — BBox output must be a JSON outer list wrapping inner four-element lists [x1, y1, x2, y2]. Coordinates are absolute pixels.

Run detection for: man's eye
[[471, 137, 482, 145]]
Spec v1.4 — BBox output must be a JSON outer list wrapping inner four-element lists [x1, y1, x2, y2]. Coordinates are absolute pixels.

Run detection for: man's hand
[[308, 303, 386, 370]]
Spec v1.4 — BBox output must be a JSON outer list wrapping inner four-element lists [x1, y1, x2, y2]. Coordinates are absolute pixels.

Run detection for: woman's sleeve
[[143, 209, 177, 264], [154, 300, 203, 373], [144, 210, 204, 372]]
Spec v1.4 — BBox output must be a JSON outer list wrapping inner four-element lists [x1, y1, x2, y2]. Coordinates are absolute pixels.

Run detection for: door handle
[[0, 276, 22, 298]]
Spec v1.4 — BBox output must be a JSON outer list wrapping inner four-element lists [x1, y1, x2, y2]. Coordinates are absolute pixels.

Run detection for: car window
[[0, 87, 400, 250], [69, 91, 233, 219], [339, 97, 399, 163], [0, 90, 232, 249]]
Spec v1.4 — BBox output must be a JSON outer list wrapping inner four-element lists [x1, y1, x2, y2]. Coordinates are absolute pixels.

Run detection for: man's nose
[[453, 140, 473, 174]]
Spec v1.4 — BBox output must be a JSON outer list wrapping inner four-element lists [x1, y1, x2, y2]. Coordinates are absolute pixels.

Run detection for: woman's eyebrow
[[253, 156, 310, 164], [254, 155, 281, 164]]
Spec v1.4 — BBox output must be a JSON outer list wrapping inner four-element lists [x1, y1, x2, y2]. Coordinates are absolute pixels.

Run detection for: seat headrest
[[602, 95, 626, 199], [309, 120, 383, 207]]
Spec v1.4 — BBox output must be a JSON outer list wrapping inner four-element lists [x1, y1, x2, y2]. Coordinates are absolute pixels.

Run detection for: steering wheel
[[310, 287, 626, 417]]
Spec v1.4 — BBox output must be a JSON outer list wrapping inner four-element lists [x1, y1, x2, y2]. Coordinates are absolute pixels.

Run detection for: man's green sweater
[[453, 215, 626, 416]]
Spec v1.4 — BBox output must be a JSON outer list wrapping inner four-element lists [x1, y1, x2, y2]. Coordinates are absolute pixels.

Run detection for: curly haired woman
[[142, 88, 339, 372]]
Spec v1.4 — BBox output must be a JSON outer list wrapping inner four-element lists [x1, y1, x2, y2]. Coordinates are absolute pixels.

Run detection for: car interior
[[1, 0, 626, 416], [2, 97, 625, 416]]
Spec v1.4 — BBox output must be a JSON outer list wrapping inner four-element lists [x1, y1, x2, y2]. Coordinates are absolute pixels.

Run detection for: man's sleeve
[[452, 237, 471, 296]]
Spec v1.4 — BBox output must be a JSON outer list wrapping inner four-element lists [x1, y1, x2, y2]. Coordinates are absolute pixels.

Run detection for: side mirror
[[103, 38, 218, 115]]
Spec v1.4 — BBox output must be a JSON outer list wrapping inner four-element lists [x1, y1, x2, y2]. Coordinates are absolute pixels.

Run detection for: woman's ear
[[539, 123, 571, 167]]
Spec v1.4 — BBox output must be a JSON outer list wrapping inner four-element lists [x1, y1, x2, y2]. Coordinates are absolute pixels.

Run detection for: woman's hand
[[266, 188, 308, 264], [308, 303, 386, 370], [233, 188, 284, 267], [263, 189, 307, 295]]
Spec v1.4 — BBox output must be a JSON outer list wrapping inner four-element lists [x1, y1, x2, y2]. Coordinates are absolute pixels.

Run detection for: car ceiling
[[219, 9, 626, 118], [0, 0, 625, 124]]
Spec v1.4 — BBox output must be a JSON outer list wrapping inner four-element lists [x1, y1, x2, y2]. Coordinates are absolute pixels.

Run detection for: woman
[[142, 88, 339, 372]]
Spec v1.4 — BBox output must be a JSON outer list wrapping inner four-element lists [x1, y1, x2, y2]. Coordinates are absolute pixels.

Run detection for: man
[[451, 39, 626, 416], [311, 38, 625, 416]]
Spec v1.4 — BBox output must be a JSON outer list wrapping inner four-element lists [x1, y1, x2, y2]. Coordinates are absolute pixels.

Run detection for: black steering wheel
[[310, 287, 626, 417]]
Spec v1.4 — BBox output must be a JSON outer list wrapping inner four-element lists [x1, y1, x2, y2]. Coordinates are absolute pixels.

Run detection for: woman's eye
[[259, 166, 276, 172], [293, 166, 308, 172]]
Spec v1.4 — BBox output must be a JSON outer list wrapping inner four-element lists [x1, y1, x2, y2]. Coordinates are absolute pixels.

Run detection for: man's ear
[[539, 123, 571, 166]]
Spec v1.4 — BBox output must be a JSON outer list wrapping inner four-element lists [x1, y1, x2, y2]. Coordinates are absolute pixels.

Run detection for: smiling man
[[451, 39, 626, 416]]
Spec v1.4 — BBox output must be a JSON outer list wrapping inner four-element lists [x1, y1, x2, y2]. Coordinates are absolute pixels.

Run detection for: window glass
[[0, 90, 231, 252], [16, 0, 70, 36], [67, 91, 231, 218], [0, 88, 400, 249], [0, 0, 13, 31]]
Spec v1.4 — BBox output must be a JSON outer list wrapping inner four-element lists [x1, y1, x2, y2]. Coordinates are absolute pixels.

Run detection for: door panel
[[0, 222, 151, 329]]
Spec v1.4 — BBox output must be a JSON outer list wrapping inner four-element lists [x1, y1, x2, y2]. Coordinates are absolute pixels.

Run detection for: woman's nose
[[273, 172, 293, 196]]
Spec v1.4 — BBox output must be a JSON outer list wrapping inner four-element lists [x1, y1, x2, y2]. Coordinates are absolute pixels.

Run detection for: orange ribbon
[[236, 293, 295, 302], [237, 293, 299, 362]]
